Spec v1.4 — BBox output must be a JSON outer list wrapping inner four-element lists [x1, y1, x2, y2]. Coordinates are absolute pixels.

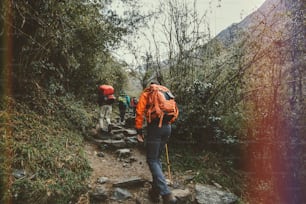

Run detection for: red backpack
[[98, 85, 115, 104], [99, 85, 114, 95], [146, 84, 179, 127]]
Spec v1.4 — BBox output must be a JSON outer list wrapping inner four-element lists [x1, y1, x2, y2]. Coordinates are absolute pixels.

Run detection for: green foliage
[[93, 57, 129, 96], [0, 109, 13, 203], [166, 144, 244, 195], [9, 0, 134, 102], [165, 2, 306, 202], [163, 29, 260, 155], [0, 98, 92, 203], [55, 94, 95, 133], [1, 1, 145, 201], [171, 78, 244, 153]]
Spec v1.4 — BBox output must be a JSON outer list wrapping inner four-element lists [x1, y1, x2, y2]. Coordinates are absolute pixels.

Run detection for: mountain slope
[[216, 0, 287, 45]]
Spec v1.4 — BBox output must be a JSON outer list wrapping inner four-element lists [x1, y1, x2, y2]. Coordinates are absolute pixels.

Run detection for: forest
[[1, 0, 305, 203]]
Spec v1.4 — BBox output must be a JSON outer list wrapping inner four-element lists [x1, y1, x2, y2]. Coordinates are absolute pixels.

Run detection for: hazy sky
[[139, 0, 266, 35], [198, 0, 266, 35], [112, 0, 266, 66]]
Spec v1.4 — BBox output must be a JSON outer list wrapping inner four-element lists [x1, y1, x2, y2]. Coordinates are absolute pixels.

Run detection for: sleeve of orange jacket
[[135, 90, 148, 130], [169, 102, 179, 124]]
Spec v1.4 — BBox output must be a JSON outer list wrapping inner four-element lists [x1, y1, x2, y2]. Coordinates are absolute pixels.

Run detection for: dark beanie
[[150, 80, 159, 85]]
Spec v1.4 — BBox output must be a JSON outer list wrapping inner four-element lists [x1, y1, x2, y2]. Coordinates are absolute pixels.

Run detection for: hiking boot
[[162, 193, 177, 204], [148, 188, 160, 203]]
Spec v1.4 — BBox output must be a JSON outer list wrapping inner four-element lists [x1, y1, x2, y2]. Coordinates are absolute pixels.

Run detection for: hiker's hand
[[136, 129, 144, 142], [137, 134, 144, 143]]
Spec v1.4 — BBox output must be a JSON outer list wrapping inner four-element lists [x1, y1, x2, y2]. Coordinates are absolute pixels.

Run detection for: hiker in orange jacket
[[135, 81, 178, 204]]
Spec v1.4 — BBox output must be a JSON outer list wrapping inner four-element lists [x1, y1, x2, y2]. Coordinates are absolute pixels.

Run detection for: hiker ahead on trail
[[130, 96, 138, 116], [98, 84, 115, 133], [118, 92, 130, 124], [135, 81, 179, 204]]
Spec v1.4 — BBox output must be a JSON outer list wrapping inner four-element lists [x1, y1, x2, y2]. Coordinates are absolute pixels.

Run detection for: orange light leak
[[242, 43, 304, 204]]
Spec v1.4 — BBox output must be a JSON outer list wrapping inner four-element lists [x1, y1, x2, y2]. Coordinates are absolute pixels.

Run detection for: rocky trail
[[77, 113, 239, 204], [80, 142, 154, 204]]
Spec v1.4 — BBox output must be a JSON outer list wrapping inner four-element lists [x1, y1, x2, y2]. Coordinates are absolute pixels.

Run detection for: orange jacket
[[135, 86, 178, 129], [135, 88, 150, 129]]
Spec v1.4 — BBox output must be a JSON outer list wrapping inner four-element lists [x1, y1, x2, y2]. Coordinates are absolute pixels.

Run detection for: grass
[[1, 97, 92, 203], [165, 142, 246, 198]]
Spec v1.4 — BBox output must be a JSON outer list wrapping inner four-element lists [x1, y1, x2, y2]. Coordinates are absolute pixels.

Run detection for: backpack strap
[[158, 113, 164, 127]]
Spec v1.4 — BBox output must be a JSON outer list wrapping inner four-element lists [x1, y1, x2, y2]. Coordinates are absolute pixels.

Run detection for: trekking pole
[[165, 144, 172, 184]]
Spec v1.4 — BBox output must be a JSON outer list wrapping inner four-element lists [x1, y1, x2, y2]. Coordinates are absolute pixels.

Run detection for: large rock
[[112, 188, 132, 201], [113, 177, 147, 188], [124, 128, 137, 136], [89, 186, 109, 202], [116, 148, 131, 158], [195, 184, 238, 204], [172, 188, 192, 203], [100, 139, 126, 148]]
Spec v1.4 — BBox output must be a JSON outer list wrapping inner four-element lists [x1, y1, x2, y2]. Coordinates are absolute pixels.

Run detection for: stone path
[[77, 114, 238, 204]]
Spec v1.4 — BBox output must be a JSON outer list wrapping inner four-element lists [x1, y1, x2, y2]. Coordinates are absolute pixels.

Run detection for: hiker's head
[[148, 80, 160, 86]]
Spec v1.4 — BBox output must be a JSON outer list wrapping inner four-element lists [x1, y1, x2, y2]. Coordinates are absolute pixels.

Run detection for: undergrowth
[[1, 96, 93, 204], [166, 142, 246, 200]]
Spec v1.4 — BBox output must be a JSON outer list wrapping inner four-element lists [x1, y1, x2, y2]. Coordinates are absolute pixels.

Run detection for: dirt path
[[84, 142, 151, 185], [78, 141, 156, 203]]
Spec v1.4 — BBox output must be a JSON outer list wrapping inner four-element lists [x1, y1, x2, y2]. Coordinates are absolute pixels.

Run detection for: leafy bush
[[55, 94, 95, 133]]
